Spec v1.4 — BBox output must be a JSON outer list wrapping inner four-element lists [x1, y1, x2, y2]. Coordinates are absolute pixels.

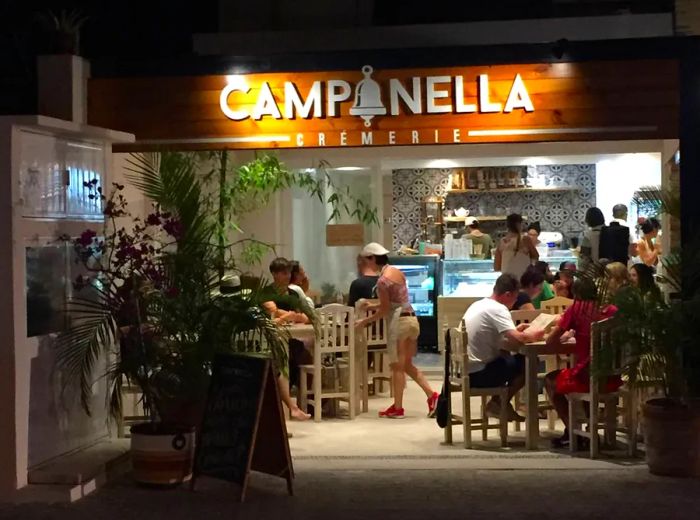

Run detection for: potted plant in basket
[[56, 152, 295, 486], [604, 186, 700, 477]]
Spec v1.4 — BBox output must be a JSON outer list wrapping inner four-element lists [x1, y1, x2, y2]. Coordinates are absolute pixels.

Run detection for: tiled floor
[[288, 374, 573, 459]]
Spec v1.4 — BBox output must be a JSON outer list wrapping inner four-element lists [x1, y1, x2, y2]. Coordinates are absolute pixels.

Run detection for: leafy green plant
[[320, 283, 339, 305], [200, 152, 379, 266], [55, 152, 308, 425], [594, 185, 700, 401]]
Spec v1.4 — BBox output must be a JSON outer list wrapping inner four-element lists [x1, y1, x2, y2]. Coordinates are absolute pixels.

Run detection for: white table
[[286, 323, 316, 340]]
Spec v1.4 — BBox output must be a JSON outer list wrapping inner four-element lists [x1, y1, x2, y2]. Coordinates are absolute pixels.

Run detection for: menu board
[[192, 353, 293, 502]]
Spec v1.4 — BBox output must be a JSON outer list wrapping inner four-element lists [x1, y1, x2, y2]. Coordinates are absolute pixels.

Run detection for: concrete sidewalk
[[2, 466, 697, 520], [4, 376, 694, 519]]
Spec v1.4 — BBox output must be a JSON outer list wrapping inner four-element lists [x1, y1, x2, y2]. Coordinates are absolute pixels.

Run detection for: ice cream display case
[[441, 259, 499, 298]]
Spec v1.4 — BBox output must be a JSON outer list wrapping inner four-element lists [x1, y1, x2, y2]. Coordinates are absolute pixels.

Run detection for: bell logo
[[349, 65, 387, 127]]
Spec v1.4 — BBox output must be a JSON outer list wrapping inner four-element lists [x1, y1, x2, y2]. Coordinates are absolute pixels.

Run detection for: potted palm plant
[[36, 9, 88, 55], [57, 152, 293, 486], [607, 186, 700, 477]]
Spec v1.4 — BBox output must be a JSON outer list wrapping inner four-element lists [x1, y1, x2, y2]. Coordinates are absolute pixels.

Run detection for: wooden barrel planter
[[130, 423, 196, 486], [643, 399, 700, 478]]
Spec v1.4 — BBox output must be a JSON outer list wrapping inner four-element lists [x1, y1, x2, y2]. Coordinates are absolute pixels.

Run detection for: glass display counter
[[442, 259, 499, 298], [441, 253, 578, 298]]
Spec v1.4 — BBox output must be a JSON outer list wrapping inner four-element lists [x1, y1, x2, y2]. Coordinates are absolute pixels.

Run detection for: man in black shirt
[[348, 253, 381, 308]]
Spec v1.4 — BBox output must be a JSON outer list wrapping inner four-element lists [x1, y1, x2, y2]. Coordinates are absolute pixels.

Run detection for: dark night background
[[0, 0, 675, 114]]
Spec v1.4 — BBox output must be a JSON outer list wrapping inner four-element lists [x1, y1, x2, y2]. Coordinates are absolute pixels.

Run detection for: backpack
[[599, 222, 630, 264], [435, 329, 451, 428]]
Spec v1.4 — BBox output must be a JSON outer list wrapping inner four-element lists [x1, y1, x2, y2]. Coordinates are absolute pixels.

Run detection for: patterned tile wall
[[392, 164, 596, 250]]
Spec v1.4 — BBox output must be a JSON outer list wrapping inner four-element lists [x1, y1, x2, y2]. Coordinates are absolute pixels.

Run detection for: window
[[19, 131, 104, 220]]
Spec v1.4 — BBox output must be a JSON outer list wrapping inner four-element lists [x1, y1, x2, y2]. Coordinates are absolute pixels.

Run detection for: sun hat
[[360, 242, 390, 257]]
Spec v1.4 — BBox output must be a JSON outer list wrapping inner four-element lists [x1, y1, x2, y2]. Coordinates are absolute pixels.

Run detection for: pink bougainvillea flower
[[77, 229, 97, 247]]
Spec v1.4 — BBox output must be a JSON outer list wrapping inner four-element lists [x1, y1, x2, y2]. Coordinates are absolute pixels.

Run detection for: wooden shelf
[[446, 187, 580, 194], [444, 215, 528, 223]]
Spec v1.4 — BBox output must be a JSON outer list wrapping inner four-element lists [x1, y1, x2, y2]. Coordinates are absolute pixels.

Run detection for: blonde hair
[[605, 262, 630, 298]]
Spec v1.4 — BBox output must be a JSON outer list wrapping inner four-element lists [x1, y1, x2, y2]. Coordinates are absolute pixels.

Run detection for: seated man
[[463, 273, 545, 421], [262, 257, 312, 421], [512, 266, 549, 311]]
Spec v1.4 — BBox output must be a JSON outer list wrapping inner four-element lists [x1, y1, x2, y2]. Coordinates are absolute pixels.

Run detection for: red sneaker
[[427, 392, 440, 418], [379, 405, 405, 419]]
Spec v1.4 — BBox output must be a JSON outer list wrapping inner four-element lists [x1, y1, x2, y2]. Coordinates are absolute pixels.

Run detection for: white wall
[[595, 153, 662, 229], [291, 169, 376, 298]]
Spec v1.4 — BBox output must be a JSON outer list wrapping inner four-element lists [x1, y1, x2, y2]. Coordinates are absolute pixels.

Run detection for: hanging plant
[[199, 151, 379, 266]]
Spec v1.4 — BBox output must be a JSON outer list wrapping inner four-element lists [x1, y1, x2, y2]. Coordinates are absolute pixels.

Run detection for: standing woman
[[579, 207, 606, 272], [495, 213, 539, 280], [355, 242, 439, 419], [636, 217, 662, 268]]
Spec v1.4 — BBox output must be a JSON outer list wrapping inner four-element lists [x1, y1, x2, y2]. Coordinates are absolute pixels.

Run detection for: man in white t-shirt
[[462, 274, 545, 421]]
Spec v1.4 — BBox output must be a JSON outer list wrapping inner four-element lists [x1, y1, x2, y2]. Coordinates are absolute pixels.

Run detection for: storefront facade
[[87, 37, 699, 248], [2, 35, 699, 499]]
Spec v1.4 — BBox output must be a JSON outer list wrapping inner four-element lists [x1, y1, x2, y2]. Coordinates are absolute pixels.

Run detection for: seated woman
[[289, 260, 315, 309], [629, 263, 661, 299], [543, 276, 622, 448]]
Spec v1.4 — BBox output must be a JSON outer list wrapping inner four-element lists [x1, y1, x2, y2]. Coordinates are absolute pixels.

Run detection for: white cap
[[360, 242, 390, 257], [464, 216, 479, 227]]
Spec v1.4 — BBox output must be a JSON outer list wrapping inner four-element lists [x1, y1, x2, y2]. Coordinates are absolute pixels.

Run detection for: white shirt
[[462, 298, 515, 373], [288, 284, 315, 309]]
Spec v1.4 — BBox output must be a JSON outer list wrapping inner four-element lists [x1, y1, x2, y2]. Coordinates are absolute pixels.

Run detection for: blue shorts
[[470, 354, 525, 388]]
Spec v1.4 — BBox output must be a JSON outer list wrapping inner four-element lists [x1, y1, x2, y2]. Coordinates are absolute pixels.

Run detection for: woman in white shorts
[[355, 243, 438, 419]]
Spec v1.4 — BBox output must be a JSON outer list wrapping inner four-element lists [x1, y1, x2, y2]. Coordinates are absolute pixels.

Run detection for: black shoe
[[550, 429, 570, 449], [571, 435, 591, 451]]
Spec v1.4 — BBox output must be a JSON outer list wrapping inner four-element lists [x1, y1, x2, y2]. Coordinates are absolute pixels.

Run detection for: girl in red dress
[[544, 271, 626, 448]]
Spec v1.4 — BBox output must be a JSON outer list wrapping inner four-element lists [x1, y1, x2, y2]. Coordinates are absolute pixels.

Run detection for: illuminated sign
[[219, 64, 534, 125], [88, 60, 680, 150]]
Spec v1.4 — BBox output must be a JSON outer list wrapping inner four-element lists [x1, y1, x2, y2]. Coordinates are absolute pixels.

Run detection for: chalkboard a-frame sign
[[191, 353, 294, 502]]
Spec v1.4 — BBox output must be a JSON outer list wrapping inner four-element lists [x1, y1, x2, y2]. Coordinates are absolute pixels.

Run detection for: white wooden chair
[[299, 304, 356, 422], [444, 322, 509, 449], [510, 309, 561, 432], [542, 296, 574, 315], [568, 317, 638, 458], [355, 299, 392, 413]]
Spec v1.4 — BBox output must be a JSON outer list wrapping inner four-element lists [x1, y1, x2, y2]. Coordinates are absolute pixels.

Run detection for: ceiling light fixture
[[333, 166, 369, 171]]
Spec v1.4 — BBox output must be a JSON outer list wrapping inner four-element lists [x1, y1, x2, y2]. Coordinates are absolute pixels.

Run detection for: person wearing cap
[[355, 242, 439, 419], [464, 216, 494, 259]]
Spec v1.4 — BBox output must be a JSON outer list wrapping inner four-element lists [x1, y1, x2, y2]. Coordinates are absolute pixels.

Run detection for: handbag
[[436, 329, 451, 428]]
